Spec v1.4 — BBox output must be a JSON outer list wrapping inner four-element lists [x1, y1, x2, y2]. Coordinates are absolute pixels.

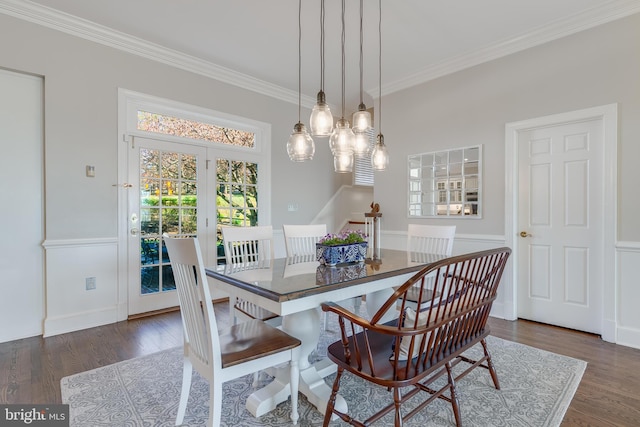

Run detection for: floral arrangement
[[318, 230, 367, 246]]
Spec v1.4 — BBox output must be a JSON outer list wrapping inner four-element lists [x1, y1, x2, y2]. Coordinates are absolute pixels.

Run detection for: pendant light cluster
[[288, 0, 389, 173]]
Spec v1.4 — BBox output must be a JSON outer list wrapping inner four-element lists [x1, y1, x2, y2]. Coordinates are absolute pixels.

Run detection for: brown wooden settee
[[321, 247, 511, 426]]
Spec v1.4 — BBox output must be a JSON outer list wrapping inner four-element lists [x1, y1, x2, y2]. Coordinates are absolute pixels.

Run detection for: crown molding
[[0, 0, 318, 108], [373, 0, 640, 98], [2, 0, 639, 106]]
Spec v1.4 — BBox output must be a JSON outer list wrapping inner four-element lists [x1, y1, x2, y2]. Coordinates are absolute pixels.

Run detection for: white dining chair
[[405, 224, 456, 306], [283, 224, 361, 329], [164, 234, 301, 427], [283, 224, 327, 258], [221, 225, 281, 326], [366, 224, 457, 323], [407, 224, 456, 257]]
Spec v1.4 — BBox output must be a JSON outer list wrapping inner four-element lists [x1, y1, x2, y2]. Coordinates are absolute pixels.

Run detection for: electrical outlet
[[85, 277, 96, 290]]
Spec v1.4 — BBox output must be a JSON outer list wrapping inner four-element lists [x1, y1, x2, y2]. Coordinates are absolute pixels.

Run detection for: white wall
[[374, 13, 640, 348]]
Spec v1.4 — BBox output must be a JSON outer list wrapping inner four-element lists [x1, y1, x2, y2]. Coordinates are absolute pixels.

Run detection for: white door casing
[[505, 104, 617, 342], [117, 89, 272, 318]]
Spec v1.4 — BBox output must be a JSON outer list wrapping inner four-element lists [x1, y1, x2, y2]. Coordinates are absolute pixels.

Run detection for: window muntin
[[408, 146, 482, 218]]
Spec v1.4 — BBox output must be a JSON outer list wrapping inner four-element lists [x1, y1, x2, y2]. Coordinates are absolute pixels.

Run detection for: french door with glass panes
[[127, 137, 266, 315], [127, 137, 207, 315]]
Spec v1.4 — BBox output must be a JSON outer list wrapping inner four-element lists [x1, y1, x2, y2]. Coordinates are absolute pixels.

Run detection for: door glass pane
[[139, 148, 199, 295], [216, 158, 259, 264]]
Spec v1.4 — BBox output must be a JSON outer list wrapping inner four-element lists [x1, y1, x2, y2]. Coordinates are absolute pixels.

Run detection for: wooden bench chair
[[321, 247, 511, 427]]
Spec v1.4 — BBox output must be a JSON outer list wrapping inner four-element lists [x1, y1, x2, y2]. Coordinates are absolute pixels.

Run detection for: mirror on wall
[[408, 145, 482, 218]]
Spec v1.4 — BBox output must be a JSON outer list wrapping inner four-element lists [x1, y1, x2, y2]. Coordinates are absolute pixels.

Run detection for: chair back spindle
[[283, 224, 327, 258], [222, 225, 274, 265]]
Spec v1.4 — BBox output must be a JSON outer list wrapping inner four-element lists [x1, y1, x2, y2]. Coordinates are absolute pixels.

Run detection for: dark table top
[[205, 248, 446, 303]]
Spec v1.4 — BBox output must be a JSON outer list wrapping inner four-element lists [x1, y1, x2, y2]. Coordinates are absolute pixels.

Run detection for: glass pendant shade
[[310, 91, 333, 136], [352, 104, 372, 133], [371, 134, 389, 170], [329, 118, 355, 155], [353, 130, 370, 157], [334, 151, 354, 173], [287, 122, 315, 162]]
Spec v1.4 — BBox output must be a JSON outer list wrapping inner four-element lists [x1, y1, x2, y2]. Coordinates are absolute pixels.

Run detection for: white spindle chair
[[221, 225, 281, 326], [163, 235, 301, 427], [283, 224, 361, 329], [405, 224, 456, 307]]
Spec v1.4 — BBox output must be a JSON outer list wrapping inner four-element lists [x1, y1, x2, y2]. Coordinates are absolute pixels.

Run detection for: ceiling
[[6, 0, 640, 111]]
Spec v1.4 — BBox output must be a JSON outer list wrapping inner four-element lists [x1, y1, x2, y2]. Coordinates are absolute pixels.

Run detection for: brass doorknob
[[520, 231, 531, 238]]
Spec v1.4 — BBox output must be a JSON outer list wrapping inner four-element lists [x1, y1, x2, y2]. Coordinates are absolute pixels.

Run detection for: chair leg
[[323, 311, 328, 330], [175, 357, 192, 426], [393, 387, 403, 427], [208, 378, 223, 427], [446, 362, 462, 427], [353, 296, 362, 315], [252, 371, 260, 388], [290, 358, 300, 425], [481, 338, 500, 389], [322, 367, 344, 427]]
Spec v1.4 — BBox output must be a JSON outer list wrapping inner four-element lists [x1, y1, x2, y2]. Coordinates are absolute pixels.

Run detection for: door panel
[[517, 119, 603, 334], [128, 137, 207, 315], [0, 70, 43, 342]]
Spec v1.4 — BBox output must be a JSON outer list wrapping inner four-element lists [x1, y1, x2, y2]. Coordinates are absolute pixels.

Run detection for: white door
[[0, 70, 44, 342], [517, 119, 604, 333], [127, 137, 207, 315]]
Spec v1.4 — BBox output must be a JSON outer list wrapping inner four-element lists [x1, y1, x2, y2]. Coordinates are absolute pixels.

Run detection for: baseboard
[[489, 301, 506, 320], [615, 325, 640, 350], [601, 318, 617, 343], [43, 306, 119, 337]]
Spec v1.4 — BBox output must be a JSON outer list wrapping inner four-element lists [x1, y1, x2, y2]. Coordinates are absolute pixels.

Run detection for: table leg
[[366, 288, 399, 324], [244, 307, 347, 418]]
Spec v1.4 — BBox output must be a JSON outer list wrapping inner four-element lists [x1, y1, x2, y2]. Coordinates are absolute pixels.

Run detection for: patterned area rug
[[61, 312, 586, 427]]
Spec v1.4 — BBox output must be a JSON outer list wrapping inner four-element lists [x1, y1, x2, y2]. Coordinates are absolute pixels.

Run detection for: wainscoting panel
[[43, 238, 119, 337], [616, 242, 640, 349]]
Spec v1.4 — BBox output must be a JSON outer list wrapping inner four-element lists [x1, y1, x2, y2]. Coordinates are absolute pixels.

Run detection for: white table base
[[245, 307, 347, 419]]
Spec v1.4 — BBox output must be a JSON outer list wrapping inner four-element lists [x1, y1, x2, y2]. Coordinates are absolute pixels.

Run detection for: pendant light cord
[[297, 0, 302, 123], [320, 0, 325, 92], [341, 0, 346, 119], [359, 0, 364, 105], [378, 0, 382, 132]]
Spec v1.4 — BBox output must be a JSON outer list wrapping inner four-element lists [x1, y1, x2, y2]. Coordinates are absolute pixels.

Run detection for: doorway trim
[[504, 104, 617, 342]]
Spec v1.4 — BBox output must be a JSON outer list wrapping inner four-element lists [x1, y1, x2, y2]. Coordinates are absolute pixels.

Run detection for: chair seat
[[220, 319, 301, 368], [233, 299, 279, 322]]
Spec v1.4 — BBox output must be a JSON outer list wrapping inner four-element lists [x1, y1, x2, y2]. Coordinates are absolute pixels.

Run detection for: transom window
[[137, 110, 255, 148]]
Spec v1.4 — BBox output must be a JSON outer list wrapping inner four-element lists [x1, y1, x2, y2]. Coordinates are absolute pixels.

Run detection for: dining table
[[204, 248, 446, 419]]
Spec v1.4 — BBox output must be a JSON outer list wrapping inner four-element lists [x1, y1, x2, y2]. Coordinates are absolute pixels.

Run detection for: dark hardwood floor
[[1, 303, 639, 426]]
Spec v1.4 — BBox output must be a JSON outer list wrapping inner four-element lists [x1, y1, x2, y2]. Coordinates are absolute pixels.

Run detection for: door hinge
[[206, 159, 211, 170], [123, 134, 134, 149], [206, 218, 209, 227]]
